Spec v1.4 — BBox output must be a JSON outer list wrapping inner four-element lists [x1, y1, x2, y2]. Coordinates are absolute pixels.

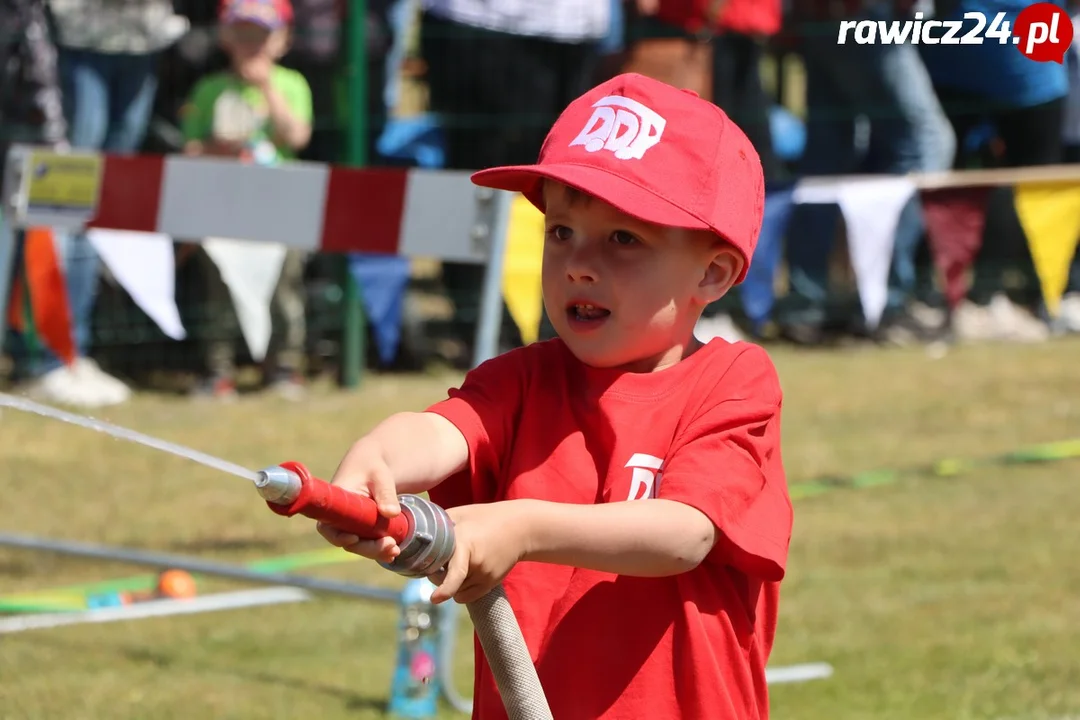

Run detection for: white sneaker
[[23, 366, 102, 408], [952, 300, 996, 343], [73, 358, 131, 405], [986, 293, 1049, 343], [954, 294, 1049, 344], [909, 300, 947, 328], [22, 360, 130, 409], [1054, 293, 1080, 334]]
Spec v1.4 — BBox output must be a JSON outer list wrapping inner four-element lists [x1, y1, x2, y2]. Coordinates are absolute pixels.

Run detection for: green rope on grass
[[789, 438, 1080, 500]]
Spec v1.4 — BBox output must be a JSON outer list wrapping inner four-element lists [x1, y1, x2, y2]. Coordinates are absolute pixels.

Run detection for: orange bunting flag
[[8, 227, 76, 366]]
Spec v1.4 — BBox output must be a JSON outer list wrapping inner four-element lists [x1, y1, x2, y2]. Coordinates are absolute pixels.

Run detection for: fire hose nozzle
[[378, 494, 455, 579], [256, 462, 455, 580]]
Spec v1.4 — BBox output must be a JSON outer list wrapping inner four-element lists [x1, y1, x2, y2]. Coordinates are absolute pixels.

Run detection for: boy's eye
[[611, 231, 638, 246], [546, 225, 572, 241]]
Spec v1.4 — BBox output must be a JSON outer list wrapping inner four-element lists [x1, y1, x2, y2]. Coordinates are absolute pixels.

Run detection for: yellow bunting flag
[[1014, 183, 1080, 317], [501, 195, 546, 345]]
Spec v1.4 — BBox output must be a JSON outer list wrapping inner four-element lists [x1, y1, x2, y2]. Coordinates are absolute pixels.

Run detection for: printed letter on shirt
[[625, 453, 664, 501]]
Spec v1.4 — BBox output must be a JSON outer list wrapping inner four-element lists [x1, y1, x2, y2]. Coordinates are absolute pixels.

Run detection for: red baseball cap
[[220, 0, 293, 28], [471, 73, 764, 284]]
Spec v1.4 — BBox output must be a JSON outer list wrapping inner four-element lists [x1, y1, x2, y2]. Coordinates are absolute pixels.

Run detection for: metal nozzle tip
[[254, 465, 302, 505]]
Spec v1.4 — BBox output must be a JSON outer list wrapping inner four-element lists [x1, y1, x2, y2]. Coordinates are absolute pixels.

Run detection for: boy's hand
[[316, 441, 403, 564], [430, 502, 530, 605], [236, 54, 273, 88]]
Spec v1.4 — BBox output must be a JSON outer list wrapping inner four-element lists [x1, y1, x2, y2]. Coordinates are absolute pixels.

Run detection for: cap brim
[[471, 163, 711, 234]]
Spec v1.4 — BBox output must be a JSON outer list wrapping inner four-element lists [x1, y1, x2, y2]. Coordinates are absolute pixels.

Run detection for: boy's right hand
[[236, 54, 273, 89], [315, 441, 403, 565]]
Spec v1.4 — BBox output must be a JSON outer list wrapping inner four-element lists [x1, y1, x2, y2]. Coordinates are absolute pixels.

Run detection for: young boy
[[179, 0, 311, 399], [318, 73, 792, 719]]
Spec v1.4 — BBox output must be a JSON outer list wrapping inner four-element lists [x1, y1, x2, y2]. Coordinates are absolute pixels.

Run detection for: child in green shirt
[[179, 0, 312, 400], [181, 0, 312, 163]]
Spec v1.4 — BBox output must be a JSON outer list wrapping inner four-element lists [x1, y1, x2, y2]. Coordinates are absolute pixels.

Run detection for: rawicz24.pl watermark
[[837, 1, 1074, 63]]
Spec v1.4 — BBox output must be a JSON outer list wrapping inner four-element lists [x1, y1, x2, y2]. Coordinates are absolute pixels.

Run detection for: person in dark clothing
[[921, 0, 1068, 327]]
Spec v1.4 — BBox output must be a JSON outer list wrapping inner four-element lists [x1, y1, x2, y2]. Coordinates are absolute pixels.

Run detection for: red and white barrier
[[0, 145, 516, 368], [19, 152, 500, 263]]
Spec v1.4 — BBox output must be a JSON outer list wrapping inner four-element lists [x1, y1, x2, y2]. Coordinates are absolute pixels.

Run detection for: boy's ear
[[696, 245, 744, 305]]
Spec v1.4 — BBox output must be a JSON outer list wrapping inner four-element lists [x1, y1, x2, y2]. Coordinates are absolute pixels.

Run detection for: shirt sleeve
[[179, 78, 215, 143], [424, 348, 529, 508], [657, 344, 791, 582], [278, 69, 313, 125]]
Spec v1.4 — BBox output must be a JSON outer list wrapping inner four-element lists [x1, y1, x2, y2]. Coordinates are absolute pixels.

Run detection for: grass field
[[2, 338, 1079, 719]]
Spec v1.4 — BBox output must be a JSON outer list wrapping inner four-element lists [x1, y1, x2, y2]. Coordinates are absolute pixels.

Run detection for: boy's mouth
[[567, 302, 611, 323]]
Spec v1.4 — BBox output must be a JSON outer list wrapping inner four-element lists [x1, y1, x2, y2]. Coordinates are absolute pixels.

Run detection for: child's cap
[[472, 73, 764, 283], [219, 0, 293, 28]]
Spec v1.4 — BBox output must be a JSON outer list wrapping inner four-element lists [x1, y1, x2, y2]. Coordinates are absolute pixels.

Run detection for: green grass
[[2, 338, 1079, 719]]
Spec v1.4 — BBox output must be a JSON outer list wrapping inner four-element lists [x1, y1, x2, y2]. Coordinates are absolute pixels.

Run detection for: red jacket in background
[[655, 0, 783, 36]]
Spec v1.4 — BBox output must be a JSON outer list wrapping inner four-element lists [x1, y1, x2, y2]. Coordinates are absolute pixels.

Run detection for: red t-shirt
[[426, 337, 791, 720]]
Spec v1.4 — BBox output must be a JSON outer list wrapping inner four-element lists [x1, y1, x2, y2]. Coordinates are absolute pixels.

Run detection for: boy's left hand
[[430, 502, 530, 605]]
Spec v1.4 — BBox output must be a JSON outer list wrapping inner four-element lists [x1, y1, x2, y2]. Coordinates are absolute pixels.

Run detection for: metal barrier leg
[[472, 190, 514, 369], [341, 258, 367, 389]]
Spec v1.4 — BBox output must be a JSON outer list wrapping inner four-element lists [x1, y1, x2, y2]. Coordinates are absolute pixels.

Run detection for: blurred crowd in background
[[2, 0, 1080, 410]]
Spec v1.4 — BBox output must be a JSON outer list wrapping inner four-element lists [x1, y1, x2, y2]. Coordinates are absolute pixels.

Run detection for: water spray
[[0, 393, 552, 720]]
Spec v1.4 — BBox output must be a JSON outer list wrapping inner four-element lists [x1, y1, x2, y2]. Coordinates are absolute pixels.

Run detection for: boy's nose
[[565, 244, 599, 283], [566, 266, 597, 283]]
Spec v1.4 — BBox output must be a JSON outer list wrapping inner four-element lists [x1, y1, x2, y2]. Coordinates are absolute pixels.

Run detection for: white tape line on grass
[[0, 587, 312, 633], [765, 662, 834, 684]]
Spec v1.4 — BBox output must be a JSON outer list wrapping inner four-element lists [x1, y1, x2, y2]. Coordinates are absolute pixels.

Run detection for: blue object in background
[[347, 252, 413, 366], [962, 120, 998, 156], [377, 114, 447, 170], [85, 592, 127, 609], [598, 0, 625, 56], [739, 185, 797, 333], [919, 0, 1068, 110], [350, 116, 448, 369], [387, 578, 441, 719], [770, 105, 806, 163]]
